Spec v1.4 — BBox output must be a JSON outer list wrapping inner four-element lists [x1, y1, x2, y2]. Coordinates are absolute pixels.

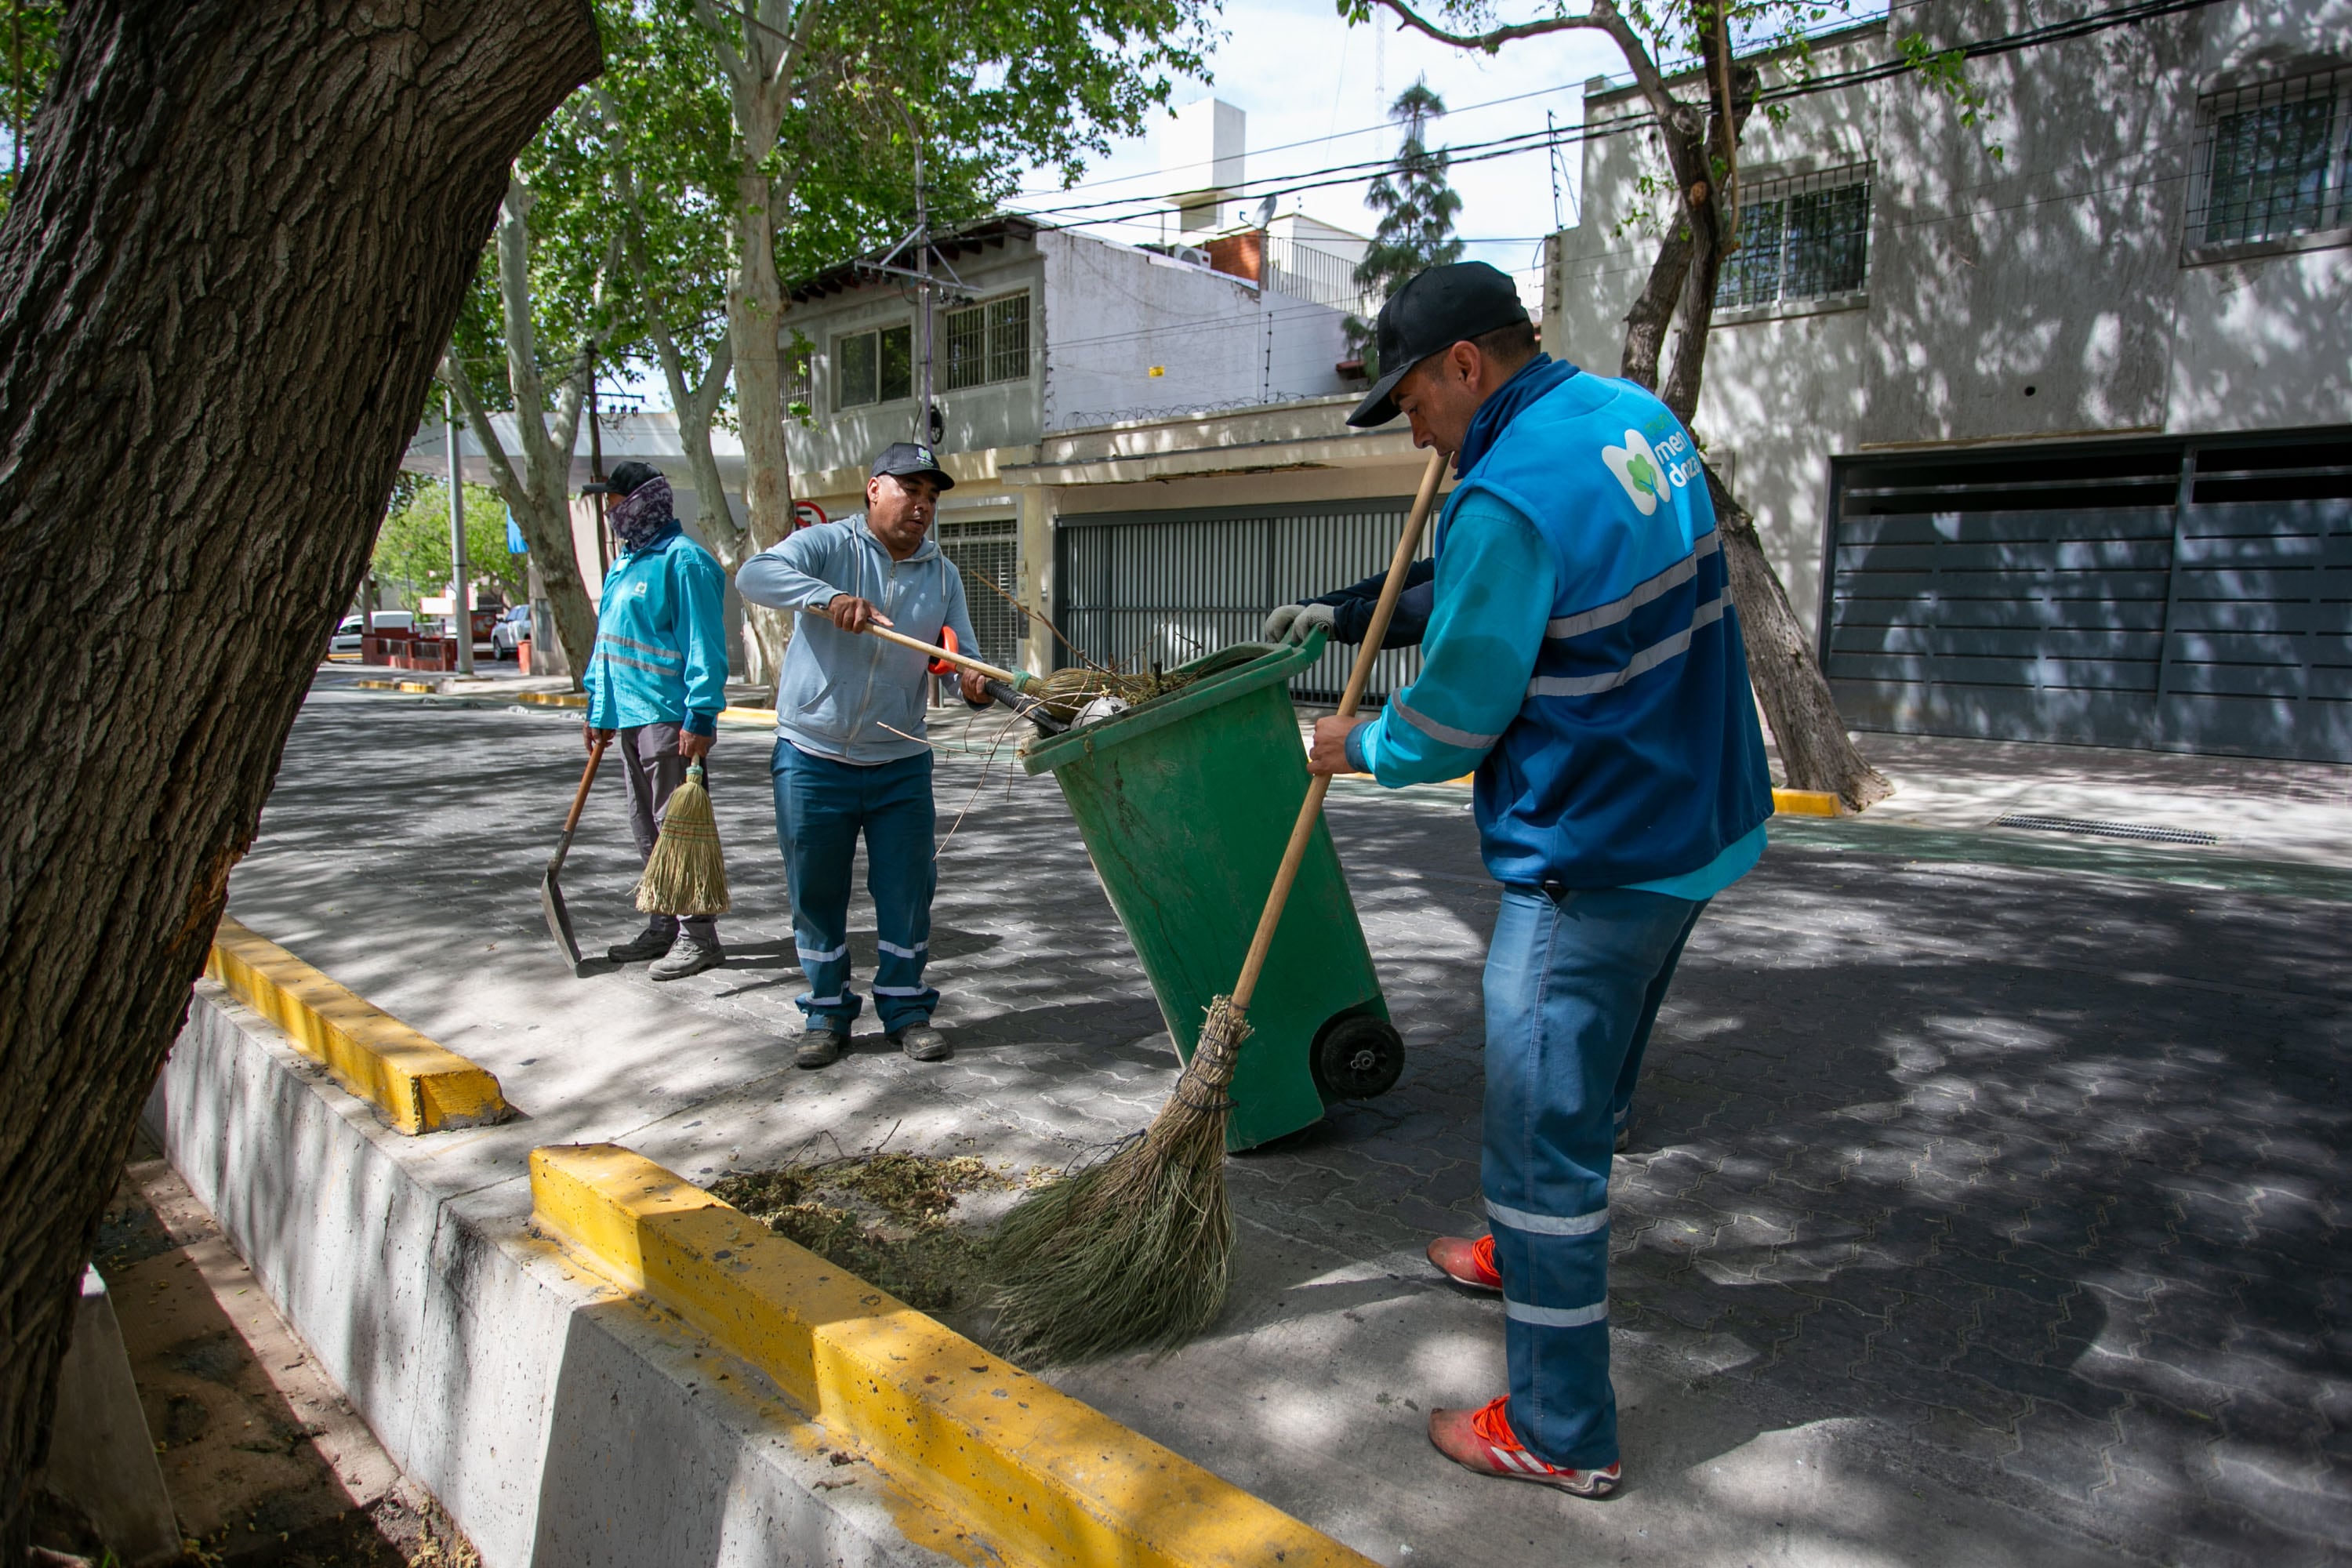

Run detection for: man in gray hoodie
[[735, 444, 988, 1069]]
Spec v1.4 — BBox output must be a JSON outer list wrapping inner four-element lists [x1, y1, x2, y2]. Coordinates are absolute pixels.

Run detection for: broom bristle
[[988, 998, 1250, 1363], [636, 764, 731, 916]]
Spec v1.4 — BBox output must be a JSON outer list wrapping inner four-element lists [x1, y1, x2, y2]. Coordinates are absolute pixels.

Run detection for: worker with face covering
[[581, 460, 731, 980]]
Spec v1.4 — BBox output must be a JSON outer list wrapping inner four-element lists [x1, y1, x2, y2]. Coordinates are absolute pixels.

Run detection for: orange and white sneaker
[[1428, 1398, 1621, 1498], [1426, 1233, 1502, 1292]]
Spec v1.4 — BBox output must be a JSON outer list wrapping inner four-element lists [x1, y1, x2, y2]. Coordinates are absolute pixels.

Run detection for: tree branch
[[440, 352, 528, 518], [688, 0, 754, 96]]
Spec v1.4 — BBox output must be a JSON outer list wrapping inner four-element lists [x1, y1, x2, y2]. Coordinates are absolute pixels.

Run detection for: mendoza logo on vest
[[1601, 425, 1700, 515]]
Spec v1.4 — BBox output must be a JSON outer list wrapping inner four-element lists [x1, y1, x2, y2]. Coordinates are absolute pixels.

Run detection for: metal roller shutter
[[1825, 430, 2352, 761], [1054, 497, 1424, 704]]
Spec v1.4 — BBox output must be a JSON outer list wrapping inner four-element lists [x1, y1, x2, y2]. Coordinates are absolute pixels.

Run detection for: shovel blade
[[542, 862, 583, 972]]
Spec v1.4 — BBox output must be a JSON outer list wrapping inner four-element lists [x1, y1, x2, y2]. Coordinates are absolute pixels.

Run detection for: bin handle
[[1230, 448, 1446, 1014]]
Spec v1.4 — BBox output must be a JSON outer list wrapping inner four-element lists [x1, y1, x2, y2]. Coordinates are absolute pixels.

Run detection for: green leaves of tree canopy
[[1348, 80, 1465, 372]]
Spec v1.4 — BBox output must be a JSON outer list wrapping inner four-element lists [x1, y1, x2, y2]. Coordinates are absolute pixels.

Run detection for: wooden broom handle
[[1230, 449, 1447, 1015], [797, 608, 1030, 688], [563, 735, 609, 836]]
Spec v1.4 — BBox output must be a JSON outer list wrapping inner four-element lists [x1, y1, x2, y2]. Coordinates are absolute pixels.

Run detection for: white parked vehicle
[[327, 611, 414, 655]]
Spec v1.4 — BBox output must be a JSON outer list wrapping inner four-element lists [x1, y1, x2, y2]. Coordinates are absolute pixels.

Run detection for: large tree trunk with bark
[[0, 1, 597, 1555]]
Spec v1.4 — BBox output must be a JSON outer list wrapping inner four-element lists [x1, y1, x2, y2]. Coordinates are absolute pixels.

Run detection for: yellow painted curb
[[207, 917, 512, 1134], [1771, 787, 1843, 818], [531, 1144, 1377, 1568], [516, 690, 587, 709], [718, 705, 778, 724]]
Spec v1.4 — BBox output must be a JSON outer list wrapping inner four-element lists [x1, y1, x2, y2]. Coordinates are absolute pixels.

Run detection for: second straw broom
[[989, 449, 1449, 1363], [636, 761, 730, 919]]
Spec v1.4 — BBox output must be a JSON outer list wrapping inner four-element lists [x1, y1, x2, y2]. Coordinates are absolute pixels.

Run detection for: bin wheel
[[1311, 1013, 1404, 1102]]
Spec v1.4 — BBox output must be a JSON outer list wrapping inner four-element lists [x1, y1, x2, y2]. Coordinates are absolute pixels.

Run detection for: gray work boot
[[797, 1017, 850, 1069], [606, 925, 673, 964], [892, 1023, 953, 1063], [649, 935, 724, 981]]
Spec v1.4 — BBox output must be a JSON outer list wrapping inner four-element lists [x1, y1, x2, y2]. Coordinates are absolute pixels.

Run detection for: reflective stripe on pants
[[771, 741, 940, 1032]]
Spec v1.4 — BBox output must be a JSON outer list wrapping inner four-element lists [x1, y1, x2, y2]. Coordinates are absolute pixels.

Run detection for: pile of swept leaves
[[710, 1152, 1022, 1312]]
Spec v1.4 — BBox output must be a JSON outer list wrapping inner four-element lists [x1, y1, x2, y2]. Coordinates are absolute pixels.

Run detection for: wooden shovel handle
[[564, 735, 609, 835], [1229, 448, 1447, 1016]]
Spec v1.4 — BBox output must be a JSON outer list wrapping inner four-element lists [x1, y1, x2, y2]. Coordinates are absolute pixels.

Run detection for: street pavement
[[219, 684, 2352, 1567]]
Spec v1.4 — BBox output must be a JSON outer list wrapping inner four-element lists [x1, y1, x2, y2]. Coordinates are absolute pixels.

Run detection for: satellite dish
[[1254, 194, 1276, 229]]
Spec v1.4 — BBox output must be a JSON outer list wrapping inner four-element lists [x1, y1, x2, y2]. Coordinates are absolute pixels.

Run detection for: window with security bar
[[1714, 168, 1872, 311], [942, 292, 1032, 391], [2187, 67, 2350, 250]]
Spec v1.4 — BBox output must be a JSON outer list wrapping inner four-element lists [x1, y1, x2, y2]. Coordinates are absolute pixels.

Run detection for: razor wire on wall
[[1053, 496, 1423, 705]]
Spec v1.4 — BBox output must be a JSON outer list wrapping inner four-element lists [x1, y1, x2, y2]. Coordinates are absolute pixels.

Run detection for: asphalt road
[[220, 684, 2352, 1567]]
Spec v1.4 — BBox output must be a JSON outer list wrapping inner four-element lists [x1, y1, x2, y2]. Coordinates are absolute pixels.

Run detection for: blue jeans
[[770, 742, 938, 1032], [1483, 884, 1708, 1468]]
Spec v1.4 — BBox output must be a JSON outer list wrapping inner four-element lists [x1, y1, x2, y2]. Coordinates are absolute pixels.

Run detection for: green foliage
[[373, 479, 527, 612], [0, 2, 61, 216], [1346, 80, 1465, 369]]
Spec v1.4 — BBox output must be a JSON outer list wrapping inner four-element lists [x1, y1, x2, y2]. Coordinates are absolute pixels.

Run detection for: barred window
[[2189, 68, 2350, 249], [1715, 168, 1871, 311], [835, 323, 913, 408], [942, 292, 1032, 390]]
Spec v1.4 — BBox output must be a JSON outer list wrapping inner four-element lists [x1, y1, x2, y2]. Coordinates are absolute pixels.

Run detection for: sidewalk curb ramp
[[154, 931, 1377, 1567]]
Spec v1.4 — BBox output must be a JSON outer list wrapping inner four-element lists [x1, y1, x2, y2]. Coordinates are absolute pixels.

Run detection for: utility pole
[[914, 131, 938, 450], [445, 390, 474, 676]]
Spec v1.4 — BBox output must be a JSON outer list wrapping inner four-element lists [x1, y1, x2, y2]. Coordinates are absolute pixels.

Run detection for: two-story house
[[1549, 0, 2351, 763]]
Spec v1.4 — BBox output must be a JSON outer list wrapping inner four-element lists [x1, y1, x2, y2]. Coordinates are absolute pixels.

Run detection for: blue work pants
[[1483, 884, 1708, 1468], [770, 742, 938, 1032]]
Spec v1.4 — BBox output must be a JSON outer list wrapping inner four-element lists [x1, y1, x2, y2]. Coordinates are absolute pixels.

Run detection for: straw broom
[[636, 761, 731, 917], [990, 450, 1448, 1362]]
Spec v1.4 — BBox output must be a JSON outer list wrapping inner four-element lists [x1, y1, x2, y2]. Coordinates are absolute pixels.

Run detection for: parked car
[[327, 611, 413, 656], [489, 604, 535, 660]]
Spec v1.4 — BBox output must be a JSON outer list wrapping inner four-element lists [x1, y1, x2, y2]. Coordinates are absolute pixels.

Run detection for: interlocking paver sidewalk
[[217, 685, 2352, 1567]]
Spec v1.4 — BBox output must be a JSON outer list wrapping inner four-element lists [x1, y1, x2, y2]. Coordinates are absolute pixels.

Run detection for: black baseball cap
[[582, 459, 661, 496], [871, 441, 955, 491], [1346, 262, 1532, 427]]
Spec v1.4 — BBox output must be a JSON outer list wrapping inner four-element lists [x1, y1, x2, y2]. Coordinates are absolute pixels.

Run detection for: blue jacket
[[583, 525, 729, 736], [1352, 368, 1771, 889], [735, 515, 979, 765]]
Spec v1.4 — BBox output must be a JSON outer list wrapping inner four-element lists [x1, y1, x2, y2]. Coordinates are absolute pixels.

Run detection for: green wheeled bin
[[1018, 631, 1405, 1150]]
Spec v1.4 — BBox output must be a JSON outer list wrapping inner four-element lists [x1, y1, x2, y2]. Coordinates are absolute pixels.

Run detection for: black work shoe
[[1614, 1123, 1632, 1155], [649, 936, 724, 981], [797, 1018, 849, 1069], [892, 1023, 953, 1062], [607, 927, 673, 964]]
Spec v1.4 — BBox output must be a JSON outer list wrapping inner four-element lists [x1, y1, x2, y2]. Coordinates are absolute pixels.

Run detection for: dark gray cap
[[582, 459, 661, 496], [1347, 262, 1532, 427], [871, 441, 955, 490]]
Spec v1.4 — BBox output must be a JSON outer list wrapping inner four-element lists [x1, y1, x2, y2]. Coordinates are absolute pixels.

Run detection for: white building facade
[[1548, 0, 2352, 761]]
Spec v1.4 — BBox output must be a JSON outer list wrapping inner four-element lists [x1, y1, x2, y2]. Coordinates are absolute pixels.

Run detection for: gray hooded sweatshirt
[[735, 514, 980, 765]]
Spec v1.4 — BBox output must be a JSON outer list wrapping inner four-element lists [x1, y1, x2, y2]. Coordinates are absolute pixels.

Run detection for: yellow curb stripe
[[207, 917, 512, 1134], [531, 1144, 1376, 1568], [517, 690, 587, 709], [1772, 787, 1843, 818], [718, 705, 777, 724]]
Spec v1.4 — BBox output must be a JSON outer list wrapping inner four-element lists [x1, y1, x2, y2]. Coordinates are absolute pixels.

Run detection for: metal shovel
[[542, 735, 609, 973]]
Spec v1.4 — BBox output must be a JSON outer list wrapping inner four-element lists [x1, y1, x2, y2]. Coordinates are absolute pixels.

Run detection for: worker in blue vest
[[581, 461, 731, 981], [1306, 263, 1772, 1499]]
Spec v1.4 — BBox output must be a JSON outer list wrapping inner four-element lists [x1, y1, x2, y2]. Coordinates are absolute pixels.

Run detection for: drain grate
[[1993, 813, 2220, 847]]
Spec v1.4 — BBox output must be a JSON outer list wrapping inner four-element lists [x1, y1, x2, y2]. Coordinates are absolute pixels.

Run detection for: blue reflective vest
[[1438, 373, 1773, 889]]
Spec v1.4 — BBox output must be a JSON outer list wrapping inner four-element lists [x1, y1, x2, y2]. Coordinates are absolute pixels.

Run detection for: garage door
[[1825, 430, 2352, 762], [1054, 497, 1422, 704]]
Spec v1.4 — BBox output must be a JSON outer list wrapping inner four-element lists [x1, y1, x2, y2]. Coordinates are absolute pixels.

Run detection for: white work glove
[[1279, 602, 1338, 644], [1261, 604, 1305, 642]]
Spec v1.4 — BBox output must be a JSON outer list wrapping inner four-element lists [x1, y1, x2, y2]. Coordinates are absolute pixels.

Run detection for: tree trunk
[[0, 1, 597, 1555], [1706, 462, 1893, 809], [728, 168, 797, 686]]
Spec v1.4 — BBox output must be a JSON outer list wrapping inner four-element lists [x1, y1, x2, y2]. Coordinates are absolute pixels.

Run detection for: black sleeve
[[1305, 557, 1437, 646]]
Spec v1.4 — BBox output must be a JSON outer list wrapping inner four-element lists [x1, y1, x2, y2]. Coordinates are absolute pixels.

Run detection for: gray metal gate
[[1054, 497, 1423, 704], [938, 516, 1022, 673], [1824, 430, 2352, 761]]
